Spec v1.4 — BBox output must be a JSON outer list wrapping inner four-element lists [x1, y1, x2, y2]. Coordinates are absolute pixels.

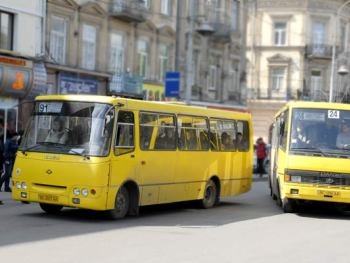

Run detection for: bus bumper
[[12, 187, 109, 211], [283, 183, 350, 203]]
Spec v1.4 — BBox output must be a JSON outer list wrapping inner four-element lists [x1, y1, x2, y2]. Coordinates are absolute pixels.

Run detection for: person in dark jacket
[[0, 131, 19, 192]]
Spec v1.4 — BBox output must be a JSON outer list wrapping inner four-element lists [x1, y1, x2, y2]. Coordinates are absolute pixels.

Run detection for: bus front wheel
[[107, 186, 129, 219], [39, 203, 63, 214], [201, 180, 217, 209]]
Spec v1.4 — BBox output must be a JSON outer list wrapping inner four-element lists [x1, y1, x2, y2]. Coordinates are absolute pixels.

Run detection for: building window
[[270, 67, 285, 91], [142, 0, 150, 9], [137, 39, 149, 78], [82, 24, 97, 70], [310, 70, 323, 101], [231, 0, 239, 31], [193, 49, 200, 85], [208, 65, 217, 91], [49, 16, 66, 64], [161, 0, 171, 15], [159, 43, 168, 81], [110, 32, 124, 72], [0, 11, 14, 50], [274, 22, 286, 46]]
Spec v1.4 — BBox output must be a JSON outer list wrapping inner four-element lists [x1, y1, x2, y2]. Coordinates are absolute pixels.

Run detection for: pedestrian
[[0, 131, 20, 192], [255, 137, 267, 178]]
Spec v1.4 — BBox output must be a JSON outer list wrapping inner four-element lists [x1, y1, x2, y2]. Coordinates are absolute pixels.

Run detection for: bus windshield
[[19, 101, 114, 157], [290, 108, 350, 156]]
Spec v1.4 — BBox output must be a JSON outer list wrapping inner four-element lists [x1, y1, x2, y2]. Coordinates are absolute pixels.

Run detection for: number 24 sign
[[328, 110, 340, 119]]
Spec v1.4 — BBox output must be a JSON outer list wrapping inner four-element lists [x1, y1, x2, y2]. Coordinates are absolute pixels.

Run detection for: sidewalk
[[0, 191, 12, 204], [252, 173, 268, 182]]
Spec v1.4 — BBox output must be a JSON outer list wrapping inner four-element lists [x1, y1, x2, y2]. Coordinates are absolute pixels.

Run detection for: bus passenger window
[[199, 131, 209, 150], [115, 111, 134, 155]]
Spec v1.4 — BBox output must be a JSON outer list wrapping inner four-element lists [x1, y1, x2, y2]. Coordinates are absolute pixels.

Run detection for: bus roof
[[35, 95, 251, 120], [274, 100, 350, 117]]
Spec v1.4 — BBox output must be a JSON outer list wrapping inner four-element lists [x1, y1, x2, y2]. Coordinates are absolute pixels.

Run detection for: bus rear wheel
[[201, 180, 217, 209], [107, 186, 129, 219], [39, 203, 63, 214]]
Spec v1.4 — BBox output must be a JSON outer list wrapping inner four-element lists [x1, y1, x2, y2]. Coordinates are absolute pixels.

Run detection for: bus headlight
[[21, 182, 27, 190], [81, 188, 89, 197], [290, 175, 302, 183], [16, 182, 21, 189], [73, 188, 80, 196]]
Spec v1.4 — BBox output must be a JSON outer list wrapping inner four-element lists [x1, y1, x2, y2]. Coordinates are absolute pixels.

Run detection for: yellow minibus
[[270, 101, 350, 212], [12, 94, 253, 218]]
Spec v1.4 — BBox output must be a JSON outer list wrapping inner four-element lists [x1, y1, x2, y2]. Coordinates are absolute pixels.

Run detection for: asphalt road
[[1, 176, 350, 263]]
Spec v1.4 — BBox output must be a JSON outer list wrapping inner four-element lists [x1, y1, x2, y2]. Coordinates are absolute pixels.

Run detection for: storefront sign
[[59, 72, 98, 94], [29, 62, 48, 98], [0, 56, 33, 98]]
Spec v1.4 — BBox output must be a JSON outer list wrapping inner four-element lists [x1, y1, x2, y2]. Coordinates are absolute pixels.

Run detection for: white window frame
[[310, 70, 322, 100], [142, 0, 150, 9], [82, 24, 97, 70], [159, 43, 168, 81], [161, 0, 170, 15], [270, 67, 285, 91], [274, 22, 286, 46], [208, 65, 217, 91], [49, 16, 66, 64], [109, 32, 125, 72], [137, 39, 149, 78]]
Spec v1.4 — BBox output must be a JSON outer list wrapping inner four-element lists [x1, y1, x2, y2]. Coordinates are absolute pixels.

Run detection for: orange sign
[[12, 71, 25, 90], [0, 56, 26, 66]]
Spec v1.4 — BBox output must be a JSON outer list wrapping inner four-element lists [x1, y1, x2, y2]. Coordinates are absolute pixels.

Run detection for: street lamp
[[329, 0, 350, 102]]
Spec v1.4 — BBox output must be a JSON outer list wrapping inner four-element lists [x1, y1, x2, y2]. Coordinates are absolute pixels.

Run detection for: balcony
[[305, 44, 333, 59], [205, 9, 233, 43], [109, 0, 147, 23]]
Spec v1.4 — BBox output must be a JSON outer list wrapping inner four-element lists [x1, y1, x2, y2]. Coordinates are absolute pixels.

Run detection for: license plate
[[317, 190, 340, 197], [38, 194, 59, 202]]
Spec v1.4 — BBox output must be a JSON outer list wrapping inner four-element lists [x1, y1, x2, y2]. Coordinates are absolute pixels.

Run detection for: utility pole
[[185, 0, 194, 104]]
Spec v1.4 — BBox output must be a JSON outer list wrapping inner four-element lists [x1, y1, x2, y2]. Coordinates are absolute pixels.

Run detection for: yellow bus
[[12, 95, 253, 218], [269, 101, 350, 212]]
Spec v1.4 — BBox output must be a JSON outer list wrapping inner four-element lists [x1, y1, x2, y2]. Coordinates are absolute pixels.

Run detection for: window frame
[[81, 24, 97, 70], [0, 11, 14, 50]]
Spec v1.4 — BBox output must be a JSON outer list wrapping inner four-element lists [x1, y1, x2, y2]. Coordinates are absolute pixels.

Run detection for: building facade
[[0, 0, 46, 140], [0, 0, 247, 140], [246, 0, 350, 141]]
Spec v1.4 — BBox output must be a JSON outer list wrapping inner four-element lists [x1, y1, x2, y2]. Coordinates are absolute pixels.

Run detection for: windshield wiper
[[20, 144, 42, 155], [68, 148, 90, 160], [291, 147, 327, 156]]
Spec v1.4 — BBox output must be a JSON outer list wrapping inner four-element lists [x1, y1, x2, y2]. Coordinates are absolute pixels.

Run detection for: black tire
[[107, 186, 129, 219], [281, 198, 295, 213], [276, 183, 295, 213], [39, 203, 63, 214], [201, 180, 217, 209]]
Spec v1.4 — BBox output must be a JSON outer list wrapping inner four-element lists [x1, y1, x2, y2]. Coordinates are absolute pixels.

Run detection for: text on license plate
[[317, 190, 340, 197], [38, 194, 59, 202]]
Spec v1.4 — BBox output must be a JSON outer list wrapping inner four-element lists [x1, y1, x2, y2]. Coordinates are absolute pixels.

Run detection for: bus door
[[110, 110, 137, 202], [270, 110, 288, 197], [138, 112, 177, 205]]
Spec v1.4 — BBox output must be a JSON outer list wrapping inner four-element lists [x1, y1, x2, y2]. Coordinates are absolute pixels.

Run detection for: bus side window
[[115, 111, 134, 155], [199, 131, 209, 150], [236, 120, 250, 152]]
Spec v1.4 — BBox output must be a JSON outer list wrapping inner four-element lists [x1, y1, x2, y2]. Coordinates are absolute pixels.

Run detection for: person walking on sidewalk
[[255, 137, 267, 178], [0, 131, 20, 192]]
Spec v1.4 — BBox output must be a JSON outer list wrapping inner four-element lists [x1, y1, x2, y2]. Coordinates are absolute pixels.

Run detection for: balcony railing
[[109, 0, 147, 23], [305, 44, 333, 59], [205, 8, 233, 43]]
